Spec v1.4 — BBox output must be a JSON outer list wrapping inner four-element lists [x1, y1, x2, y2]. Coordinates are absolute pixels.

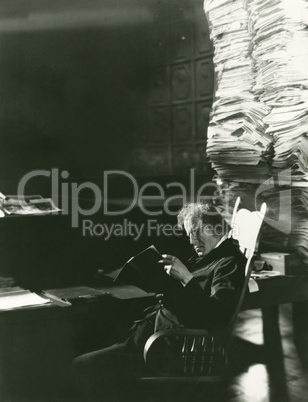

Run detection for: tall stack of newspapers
[[205, 0, 308, 181], [204, 0, 308, 268], [204, 0, 273, 182], [251, 0, 308, 180]]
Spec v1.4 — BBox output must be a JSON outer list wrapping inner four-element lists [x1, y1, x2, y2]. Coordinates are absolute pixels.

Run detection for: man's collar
[[214, 234, 228, 249]]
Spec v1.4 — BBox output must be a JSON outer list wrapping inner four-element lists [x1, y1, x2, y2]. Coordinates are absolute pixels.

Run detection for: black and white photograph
[[0, 0, 307, 401]]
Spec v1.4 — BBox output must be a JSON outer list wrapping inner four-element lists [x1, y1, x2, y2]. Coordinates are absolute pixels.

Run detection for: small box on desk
[[259, 252, 303, 275]]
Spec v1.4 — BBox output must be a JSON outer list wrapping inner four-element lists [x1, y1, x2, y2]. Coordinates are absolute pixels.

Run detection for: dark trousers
[[71, 342, 145, 402]]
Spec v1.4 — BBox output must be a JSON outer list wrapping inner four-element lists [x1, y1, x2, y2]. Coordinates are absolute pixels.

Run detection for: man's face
[[183, 215, 219, 257]]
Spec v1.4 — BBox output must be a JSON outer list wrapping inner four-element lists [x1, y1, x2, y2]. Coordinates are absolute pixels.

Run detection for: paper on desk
[[2, 196, 61, 215], [0, 289, 50, 310], [251, 270, 283, 278], [248, 278, 259, 293]]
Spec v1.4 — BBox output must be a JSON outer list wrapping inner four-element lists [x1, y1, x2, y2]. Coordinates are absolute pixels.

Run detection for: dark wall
[[0, 29, 133, 170], [0, 0, 147, 193], [0, 0, 214, 195]]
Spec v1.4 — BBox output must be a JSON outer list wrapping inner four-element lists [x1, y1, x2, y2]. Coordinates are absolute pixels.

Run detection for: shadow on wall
[[0, 118, 81, 195], [0, 21, 145, 193]]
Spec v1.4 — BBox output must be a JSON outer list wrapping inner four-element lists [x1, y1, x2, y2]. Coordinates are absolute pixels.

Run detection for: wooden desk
[[241, 275, 308, 310]]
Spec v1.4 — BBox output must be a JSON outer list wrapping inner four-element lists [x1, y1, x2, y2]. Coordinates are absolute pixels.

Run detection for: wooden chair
[[138, 198, 267, 384]]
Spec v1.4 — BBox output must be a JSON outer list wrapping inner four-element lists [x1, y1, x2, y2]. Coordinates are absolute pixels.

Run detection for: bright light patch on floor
[[240, 364, 269, 401]]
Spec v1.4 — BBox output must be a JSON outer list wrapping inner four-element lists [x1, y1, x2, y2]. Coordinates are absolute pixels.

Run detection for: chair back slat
[[225, 198, 266, 337], [182, 336, 189, 374], [231, 208, 266, 252]]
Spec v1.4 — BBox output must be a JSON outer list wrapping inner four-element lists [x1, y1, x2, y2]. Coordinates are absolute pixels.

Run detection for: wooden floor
[[224, 303, 308, 402]]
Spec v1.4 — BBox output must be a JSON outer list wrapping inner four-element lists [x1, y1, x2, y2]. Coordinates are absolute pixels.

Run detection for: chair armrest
[[143, 329, 227, 376], [144, 329, 211, 359]]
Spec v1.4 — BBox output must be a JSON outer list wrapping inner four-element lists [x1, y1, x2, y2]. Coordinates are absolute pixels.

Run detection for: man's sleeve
[[172, 256, 245, 330]]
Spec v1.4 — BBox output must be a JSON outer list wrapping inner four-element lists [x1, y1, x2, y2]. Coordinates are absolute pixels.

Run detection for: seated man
[[72, 202, 246, 401]]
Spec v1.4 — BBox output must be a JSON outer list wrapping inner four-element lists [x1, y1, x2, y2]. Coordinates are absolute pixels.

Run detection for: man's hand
[[159, 254, 193, 286]]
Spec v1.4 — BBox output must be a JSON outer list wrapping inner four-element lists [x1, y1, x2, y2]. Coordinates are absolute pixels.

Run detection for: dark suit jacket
[[127, 237, 246, 350], [162, 237, 246, 330]]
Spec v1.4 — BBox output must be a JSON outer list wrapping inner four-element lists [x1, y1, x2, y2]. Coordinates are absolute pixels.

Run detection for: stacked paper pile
[[260, 194, 308, 268], [260, 184, 308, 267], [248, 0, 308, 266], [289, 219, 308, 266], [204, 0, 273, 181], [250, 0, 308, 180], [205, 0, 308, 267]]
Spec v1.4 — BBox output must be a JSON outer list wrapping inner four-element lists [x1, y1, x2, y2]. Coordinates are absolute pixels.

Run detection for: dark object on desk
[[43, 286, 110, 304], [253, 260, 270, 272], [258, 252, 303, 275], [41, 291, 71, 307], [114, 245, 177, 293]]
